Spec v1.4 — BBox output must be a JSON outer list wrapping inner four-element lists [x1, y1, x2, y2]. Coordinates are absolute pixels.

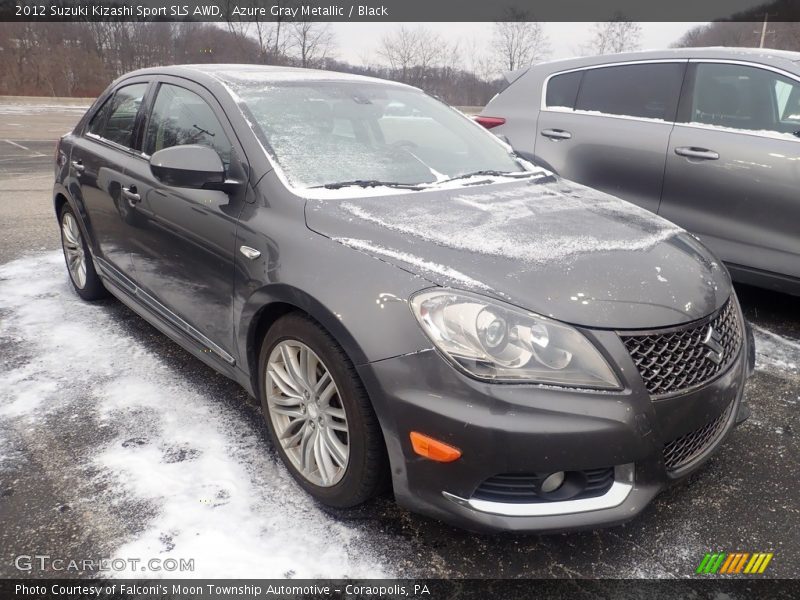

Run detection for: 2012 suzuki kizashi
[[54, 65, 754, 532]]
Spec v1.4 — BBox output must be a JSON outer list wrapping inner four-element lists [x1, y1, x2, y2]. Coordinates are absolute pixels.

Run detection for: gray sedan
[[478, 47, 800, 296], [55, 64, 752, 533]]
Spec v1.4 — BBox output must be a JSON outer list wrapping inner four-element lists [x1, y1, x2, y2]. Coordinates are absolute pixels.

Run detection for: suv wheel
[[59, 204, 107, 300], [258, 313, 387, 507]]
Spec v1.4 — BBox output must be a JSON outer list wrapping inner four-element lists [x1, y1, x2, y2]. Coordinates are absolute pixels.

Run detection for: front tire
[[258, 313, 388, 508], [59, 204, 107, 300]]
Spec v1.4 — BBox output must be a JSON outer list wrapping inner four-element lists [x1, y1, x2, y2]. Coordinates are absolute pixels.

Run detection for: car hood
[[305, 176, 731, 329]]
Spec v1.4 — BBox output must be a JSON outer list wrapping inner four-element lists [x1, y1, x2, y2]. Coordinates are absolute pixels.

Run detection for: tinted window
[[91, 84, 147, 147], [145, 84, 232, 166], [87, 98, 112, 136], [691, 63, 800, 133], [545, 71, 582, 109], [575, 63, 684, 120]]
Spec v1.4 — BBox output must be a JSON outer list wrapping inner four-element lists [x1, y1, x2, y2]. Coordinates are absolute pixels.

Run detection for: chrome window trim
[[84, 132, 146, 158], [442, 463, 634, 517], [671, 120, 800, 142], [539, 108, 677, 127]]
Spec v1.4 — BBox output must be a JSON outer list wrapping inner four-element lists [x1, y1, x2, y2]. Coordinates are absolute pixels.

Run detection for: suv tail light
[[473, 116, 506, 130]]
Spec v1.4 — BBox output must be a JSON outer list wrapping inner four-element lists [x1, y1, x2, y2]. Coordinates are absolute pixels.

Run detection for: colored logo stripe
[[697, 552, 773, 574]]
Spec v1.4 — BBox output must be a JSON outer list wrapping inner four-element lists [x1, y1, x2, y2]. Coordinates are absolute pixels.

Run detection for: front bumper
[[358, 326, 748, 533]]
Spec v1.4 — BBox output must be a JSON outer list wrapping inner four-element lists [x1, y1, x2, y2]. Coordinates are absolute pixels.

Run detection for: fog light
[[541, 471, 565, 493]]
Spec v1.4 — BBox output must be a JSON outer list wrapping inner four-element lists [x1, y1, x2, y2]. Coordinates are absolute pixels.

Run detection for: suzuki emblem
[[703, 326, 724, 365]]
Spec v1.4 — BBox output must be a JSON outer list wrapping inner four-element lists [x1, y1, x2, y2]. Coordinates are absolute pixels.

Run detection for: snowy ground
[[0, 104, 798, 579], [0, 253, 394, 579]]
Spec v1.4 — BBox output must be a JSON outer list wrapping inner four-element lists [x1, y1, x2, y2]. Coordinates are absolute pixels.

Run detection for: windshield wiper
[[437, 169, 539, 184], [314, 179, 424, 191]]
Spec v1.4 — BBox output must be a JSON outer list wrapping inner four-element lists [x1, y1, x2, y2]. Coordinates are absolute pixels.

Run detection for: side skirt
[[95, 257, 253, 393]]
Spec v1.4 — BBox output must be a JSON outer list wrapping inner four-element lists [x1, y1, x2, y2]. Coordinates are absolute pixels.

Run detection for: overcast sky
[[329, 22, 708, 66]]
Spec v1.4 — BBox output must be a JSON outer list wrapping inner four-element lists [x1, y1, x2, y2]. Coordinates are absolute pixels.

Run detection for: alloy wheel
[[266, 340, 350, 487], [61, 212, 87, 289]]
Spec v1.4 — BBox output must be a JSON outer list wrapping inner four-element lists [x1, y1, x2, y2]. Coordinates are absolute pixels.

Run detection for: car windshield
[[226, 76, 527, 189]]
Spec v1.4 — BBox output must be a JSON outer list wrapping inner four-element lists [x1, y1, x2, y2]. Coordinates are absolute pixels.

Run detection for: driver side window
[[145, 84, 232, 167]]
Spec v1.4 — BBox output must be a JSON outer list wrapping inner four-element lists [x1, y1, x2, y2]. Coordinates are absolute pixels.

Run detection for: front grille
[[663, 402, 734, 471], [472, 467, 614, 503], [621, 299, 742, 398]]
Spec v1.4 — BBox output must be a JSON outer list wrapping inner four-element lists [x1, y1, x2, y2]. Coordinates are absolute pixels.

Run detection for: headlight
[[410, 290, 620, 388]]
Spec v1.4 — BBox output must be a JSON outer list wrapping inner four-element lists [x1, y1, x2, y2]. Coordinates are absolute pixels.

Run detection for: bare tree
[[377, 26, 458, 86], [463, 36, 497, 82], [492, 12, 549, 72], [673, 21, 773, 49], [583, 18, 642, 55], [289, 21, 336, 68]]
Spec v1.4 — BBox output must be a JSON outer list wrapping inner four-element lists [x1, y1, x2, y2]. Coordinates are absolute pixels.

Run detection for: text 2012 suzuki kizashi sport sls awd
[[54, 65, 754, 532]]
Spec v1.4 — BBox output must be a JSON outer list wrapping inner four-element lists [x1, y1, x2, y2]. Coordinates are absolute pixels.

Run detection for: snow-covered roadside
[[0, 104, 89, 115], [752, 324, 800, 374], [0, 252, 391, 578]]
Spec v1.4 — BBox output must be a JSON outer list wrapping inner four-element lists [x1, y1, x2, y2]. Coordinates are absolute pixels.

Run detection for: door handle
[[541, 128, 572, 140], [122, 186, 141, 205], [71, 160, 85, 173], [675, 146, 719, 160]]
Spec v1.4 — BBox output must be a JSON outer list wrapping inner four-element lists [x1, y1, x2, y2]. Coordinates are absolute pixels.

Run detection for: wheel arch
[[241, 284, 370, 398], [54, 191, 69, 218]]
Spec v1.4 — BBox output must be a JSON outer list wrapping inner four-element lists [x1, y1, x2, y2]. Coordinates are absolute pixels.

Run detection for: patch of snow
[[301, 171, 549, 200], [683, 122, 800, 142], [752, 325, 800, 373], [208, 67, 407, 88], [334, 237, 490, 291], [0, 252, 391, 579], [545, 106, 670, 124], [0, 104, 88, 115]]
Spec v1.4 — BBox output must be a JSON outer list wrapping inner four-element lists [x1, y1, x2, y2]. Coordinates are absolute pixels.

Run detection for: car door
[[535, 61, 686, 214], [660, 61, 800, 285], [121, 78, 250, 362], [68, 81, 150, 278]]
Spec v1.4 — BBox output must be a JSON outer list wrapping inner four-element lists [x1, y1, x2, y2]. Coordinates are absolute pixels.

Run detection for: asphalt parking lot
[[0, 101, 798, 580]]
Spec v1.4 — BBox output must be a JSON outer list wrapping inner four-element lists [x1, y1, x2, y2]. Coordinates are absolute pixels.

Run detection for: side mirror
[[150, 145, 238, 192]]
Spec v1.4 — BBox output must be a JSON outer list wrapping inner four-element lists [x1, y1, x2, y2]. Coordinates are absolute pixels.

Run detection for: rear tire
[[258, 313, 388, 508], [59, 203, 108, 301]]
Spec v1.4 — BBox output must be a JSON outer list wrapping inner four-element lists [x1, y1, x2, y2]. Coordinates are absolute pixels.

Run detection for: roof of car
[[533, 47, 800, 72], [122, 64, 413, 89]]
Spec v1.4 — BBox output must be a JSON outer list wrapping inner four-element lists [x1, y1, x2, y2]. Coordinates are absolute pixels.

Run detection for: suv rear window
[[574, 63, 684, 121], [545, 71, 582, 109]]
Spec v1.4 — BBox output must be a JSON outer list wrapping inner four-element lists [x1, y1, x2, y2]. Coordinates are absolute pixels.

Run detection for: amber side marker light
[[410, 432, 462, 462]]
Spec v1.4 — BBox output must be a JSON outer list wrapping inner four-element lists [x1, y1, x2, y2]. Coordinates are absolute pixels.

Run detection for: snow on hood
[[306, 177, 732, 329]]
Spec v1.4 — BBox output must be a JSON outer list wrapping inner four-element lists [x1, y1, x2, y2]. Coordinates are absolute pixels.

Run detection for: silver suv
[[478, 48, 800, 296]]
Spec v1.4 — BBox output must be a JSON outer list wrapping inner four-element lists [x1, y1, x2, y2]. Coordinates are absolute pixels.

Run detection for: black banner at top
[[2, 0, 800, 23]]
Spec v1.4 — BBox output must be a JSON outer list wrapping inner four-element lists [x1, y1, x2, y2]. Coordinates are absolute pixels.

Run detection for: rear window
[[574, 63, 684, 121], [545, 71, 582, 109]]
